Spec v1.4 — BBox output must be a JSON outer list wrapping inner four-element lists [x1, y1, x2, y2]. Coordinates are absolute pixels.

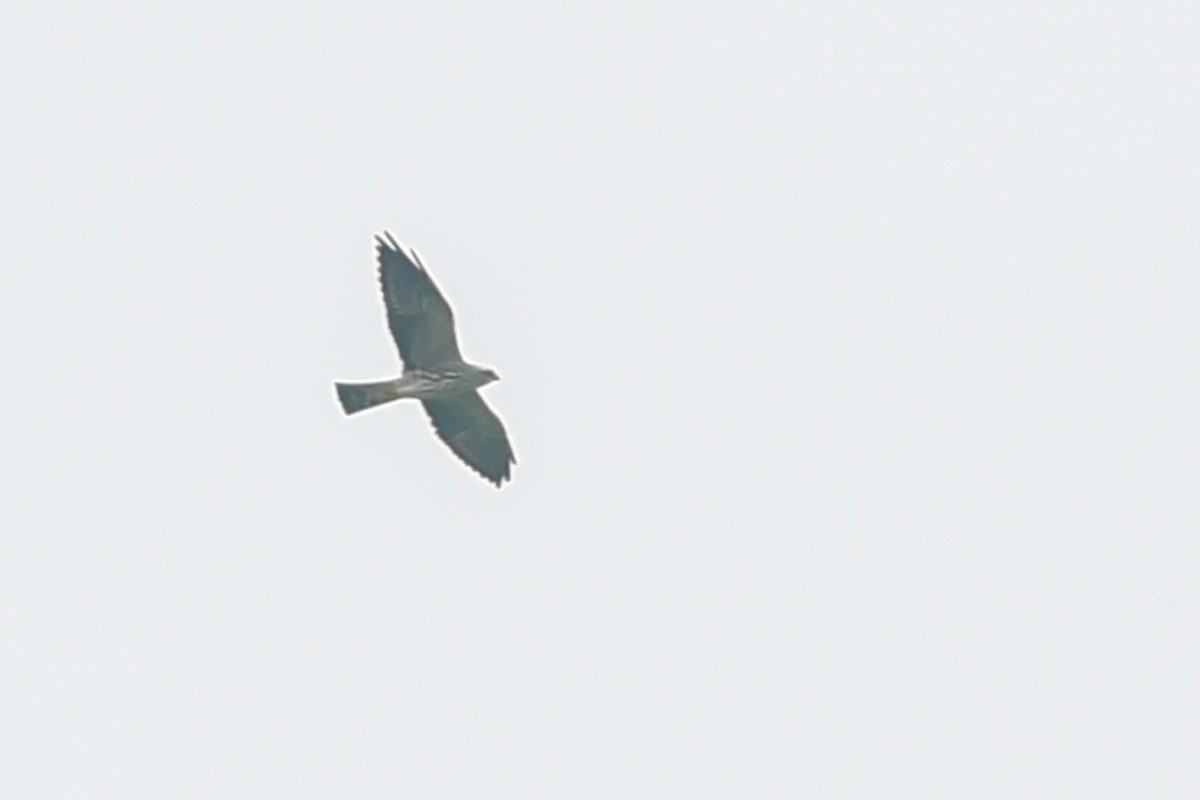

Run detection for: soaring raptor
[[335, 232, 516, 487]]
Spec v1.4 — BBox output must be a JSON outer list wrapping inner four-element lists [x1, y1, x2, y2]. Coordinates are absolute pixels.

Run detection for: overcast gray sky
[[2, 2, 1197, 797]]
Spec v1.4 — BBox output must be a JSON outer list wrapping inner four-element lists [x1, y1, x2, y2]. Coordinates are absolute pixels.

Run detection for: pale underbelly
[[393, 373, 465, 400]]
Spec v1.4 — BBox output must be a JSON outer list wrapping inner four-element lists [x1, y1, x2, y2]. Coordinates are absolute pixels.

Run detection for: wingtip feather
[[374, 231, 400, 252], [376, 231, 427, 272]]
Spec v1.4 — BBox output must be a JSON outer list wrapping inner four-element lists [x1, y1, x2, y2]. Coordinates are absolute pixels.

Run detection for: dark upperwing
[[422, 391, 516, 487], [376, 231, 463, 371]]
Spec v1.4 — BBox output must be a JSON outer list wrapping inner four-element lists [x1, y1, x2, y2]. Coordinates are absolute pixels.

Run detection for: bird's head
[[469, 365, 500, 388]]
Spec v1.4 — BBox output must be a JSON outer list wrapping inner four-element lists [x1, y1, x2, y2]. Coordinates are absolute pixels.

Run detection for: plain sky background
[[2, 2, 1196, 797]]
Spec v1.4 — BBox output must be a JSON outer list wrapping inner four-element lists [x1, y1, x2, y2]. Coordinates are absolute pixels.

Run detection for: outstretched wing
[[422, 391, 516, 487], [376, 232, 463, 370]]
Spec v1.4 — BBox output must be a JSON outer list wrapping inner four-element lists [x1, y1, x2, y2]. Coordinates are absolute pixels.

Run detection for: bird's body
[[337, 366, 495, 409], [335, 232, 516, 487]]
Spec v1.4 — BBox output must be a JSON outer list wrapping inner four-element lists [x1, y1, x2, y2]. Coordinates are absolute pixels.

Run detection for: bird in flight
[[335, 232, 516, 487]]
